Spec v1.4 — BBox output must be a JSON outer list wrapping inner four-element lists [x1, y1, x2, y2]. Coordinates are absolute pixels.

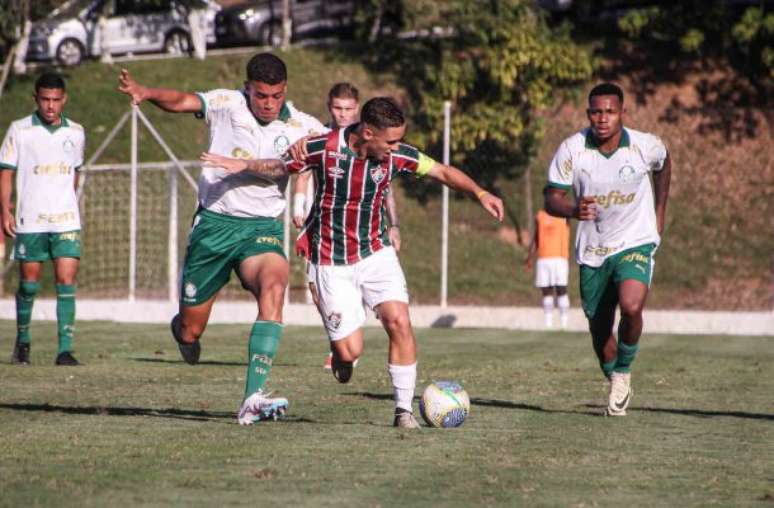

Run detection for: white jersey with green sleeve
[[0, 113, 85, 233], [547, 127, 667, 267], [196, 89, 328, 218]]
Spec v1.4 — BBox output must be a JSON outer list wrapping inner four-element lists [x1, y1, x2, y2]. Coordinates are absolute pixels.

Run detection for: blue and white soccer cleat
[[238, 391, 289, 425]]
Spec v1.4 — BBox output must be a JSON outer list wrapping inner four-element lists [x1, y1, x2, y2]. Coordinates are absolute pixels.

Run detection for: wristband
[[476, 189, 489, 200], [292, 193, 306, 215]]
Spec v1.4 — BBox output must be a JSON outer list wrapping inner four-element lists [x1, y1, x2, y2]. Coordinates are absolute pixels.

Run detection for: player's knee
[[382, 312, 411, 336], [619, 298, 644, 318]]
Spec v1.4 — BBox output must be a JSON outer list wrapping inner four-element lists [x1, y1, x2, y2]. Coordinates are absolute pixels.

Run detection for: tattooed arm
[[199, 152, 288, 181]]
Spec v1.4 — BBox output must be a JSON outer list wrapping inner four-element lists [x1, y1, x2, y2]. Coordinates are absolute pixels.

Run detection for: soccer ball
[[419, 381, 470, 428]]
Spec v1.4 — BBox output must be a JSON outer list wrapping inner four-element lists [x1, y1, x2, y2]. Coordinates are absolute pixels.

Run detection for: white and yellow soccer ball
[[419, 381, 470, 428]]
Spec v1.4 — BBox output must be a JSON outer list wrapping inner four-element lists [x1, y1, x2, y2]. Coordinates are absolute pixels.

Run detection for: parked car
[[26, 0, 220, 66], [215, 0, 355, 47]]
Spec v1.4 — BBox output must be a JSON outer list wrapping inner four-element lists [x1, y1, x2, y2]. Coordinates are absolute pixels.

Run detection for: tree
[[354, 0, 593, 201]]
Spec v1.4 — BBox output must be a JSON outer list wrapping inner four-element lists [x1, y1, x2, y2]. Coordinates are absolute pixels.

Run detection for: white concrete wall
[[1, 299, 772, 336]]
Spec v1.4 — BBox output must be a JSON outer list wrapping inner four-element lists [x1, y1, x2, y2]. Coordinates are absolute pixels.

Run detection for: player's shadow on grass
[[134, 357, 245, 366], [0, 402, 318, 425], [349, 392, 600, 417], [133, 358, 302, 367], [592, 405, 774, 421], [0, 402, 234, 423]]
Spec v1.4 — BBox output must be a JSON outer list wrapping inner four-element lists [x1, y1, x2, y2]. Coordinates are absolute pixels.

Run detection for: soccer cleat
[[606, 371, 632, 416], [170, 314, 200, 365], [55, 351, 80, 366], [11, 342, 30, 365], [393, 408, 421, 429], [237, 391, 289, 425], [323, 352, 332, 370], [330, 353, 354, 384]]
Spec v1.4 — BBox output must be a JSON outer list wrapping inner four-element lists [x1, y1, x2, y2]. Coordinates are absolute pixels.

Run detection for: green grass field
[[0, 319, 771, 507]]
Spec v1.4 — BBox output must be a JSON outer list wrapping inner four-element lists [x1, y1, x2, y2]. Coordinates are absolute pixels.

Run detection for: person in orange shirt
[[525, 207, 571, 328]]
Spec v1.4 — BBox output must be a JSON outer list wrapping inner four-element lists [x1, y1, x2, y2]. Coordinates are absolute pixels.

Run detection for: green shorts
[[579, 243, 656, 320], [14, 230, 81, 262], [180, 208, 285, 306]]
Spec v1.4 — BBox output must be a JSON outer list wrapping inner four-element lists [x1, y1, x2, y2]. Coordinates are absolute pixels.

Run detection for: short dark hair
[[35, 72, 66, 93], [246, 53, 287, 84], [361, 97, 405, 130], [588, 82, 623, 104], [328, 82, 359, 102]]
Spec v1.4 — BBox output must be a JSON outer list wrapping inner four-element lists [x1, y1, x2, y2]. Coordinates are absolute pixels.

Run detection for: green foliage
[[352, 0, 593, 195], [617, 2, 774, 81]]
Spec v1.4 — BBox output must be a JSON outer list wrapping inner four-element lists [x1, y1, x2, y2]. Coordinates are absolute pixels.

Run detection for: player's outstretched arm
[[117, 69, 201, 113], [427, 162, 504, 222], [545, 187, 597, 221], [653, 152, 671, 235], [200, 152, 288, 181], [0, 169, 15, 238]]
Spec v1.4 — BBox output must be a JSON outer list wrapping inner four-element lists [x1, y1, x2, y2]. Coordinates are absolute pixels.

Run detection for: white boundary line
[[0, 299, 771, 336]]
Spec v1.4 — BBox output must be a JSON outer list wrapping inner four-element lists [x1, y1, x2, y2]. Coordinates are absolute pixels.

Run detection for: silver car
[[27, 0, 219, 66]]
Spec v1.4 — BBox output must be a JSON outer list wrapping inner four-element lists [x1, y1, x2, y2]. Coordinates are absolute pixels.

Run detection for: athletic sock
[[614, 341, 640, 373], [600, 359, 617, 379], [388, 362, 417, 412], [56, 284, 76, 354], [557, 294, 570, 315], [244, 320, 283, 398], [542, 295, 554, 326], [16, 280, 39, 345]]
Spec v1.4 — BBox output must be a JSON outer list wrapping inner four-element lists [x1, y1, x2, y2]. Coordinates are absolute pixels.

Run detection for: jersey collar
[[584, 127, 630, 159], [240, 90, 292, 126], [32, 111, 69, 133]]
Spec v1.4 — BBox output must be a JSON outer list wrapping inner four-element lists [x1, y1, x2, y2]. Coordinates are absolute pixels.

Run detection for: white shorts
[[311, 247, 408, 341], [534, 257, 569, 288]]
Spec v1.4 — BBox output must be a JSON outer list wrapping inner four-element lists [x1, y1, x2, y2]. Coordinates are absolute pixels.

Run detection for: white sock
[[542, 295, 555, 326], [388, 362, 417, 412], [557, 294, 570, 325]]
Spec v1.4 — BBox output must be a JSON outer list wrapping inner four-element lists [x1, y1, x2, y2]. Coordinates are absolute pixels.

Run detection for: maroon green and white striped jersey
[[286, 127, 435, 265]]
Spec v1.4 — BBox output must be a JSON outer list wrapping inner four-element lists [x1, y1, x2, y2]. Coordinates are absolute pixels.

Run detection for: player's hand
[[524, 257, 533, 271], [200, 152, 247, 173], [479, 192, 504, 222], [389, 226, 401, 252], [574, 196, 597, 221], [292, 215, 305, 229], [118, 69, 147, 105], [288, 136, 309, 162], [1, 210, 15, 238]]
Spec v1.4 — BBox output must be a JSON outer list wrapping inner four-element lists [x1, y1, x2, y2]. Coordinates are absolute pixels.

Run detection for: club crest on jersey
[[618, 165, 637, 183], [327, 312, 342, 330], [370, 164, 386, 184], [273, 135, 290, 155], [17, 243, 26, 257]]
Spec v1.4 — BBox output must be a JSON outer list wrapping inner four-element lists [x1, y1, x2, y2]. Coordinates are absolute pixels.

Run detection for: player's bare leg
[[11, 262, 43, 365], [171, 296, 216, 365], [235, 253, 289, 424], [53, 257, 79, 365], [378, 300, 420, 429], [328, 328, 364, 383], [589, 300, 617, 380], [605, 279, 649, 416]]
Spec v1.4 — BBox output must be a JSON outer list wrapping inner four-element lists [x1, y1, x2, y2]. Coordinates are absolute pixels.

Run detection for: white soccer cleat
[[606, 372, 632, 416], [393, 410, 421, 429], [238, 390, 289, 425]]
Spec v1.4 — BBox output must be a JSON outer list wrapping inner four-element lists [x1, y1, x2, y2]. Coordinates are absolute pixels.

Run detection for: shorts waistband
[[197, 207, 281, 225]]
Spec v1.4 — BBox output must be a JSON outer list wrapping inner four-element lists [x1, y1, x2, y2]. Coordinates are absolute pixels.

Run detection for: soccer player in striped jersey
[[201, 97, 504, 428], [544, 83, 672, 416], [291, 82, 401, 370], [1, 72, 85, 366], [118, 53, 325, 425]]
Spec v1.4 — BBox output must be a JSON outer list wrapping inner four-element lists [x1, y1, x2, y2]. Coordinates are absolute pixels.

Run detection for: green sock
[[16, 281, 39, 344], [614, 341, 640, 373], [600, 359, 617, 379], [56, 284, 76, 354], [244, 320, 283, 398]]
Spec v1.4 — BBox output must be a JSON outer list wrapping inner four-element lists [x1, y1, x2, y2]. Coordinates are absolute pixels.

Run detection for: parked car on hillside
[[26, 0, 220, 66], [215, 0, 355, 47]]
